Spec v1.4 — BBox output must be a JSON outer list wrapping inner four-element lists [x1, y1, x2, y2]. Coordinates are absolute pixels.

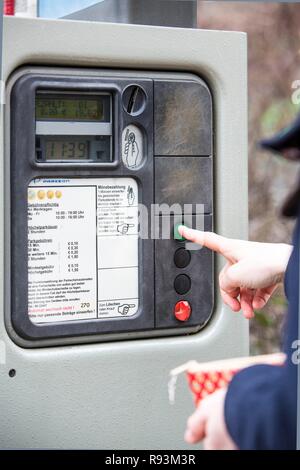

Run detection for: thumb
[[220, 259, 257, 292]]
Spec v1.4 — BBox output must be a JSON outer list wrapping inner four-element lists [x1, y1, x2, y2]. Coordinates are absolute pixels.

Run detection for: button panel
[[155, 215, 213, 329], [153, 75, 213, 333]]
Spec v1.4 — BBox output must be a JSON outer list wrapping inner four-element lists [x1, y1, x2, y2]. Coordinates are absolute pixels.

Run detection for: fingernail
[[244, 311, 254, 320]]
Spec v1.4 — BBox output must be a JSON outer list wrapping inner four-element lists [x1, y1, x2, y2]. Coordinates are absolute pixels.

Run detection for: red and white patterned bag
[[169, 353, 285, 407]]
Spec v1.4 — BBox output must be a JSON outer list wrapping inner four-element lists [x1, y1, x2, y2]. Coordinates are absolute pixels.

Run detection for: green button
[[174, 223, 185, 241]]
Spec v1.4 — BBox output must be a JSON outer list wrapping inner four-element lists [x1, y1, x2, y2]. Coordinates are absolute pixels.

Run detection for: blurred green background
[[198, 1, 300, 354]]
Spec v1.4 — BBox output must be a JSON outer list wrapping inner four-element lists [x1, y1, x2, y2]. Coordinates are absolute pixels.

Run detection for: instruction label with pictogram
[[28, 177, 139, 324]]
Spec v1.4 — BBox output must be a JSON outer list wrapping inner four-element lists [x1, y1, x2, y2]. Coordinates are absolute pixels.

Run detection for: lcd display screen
[[45, 140, 89, 160], [36, 135, 112, 162]]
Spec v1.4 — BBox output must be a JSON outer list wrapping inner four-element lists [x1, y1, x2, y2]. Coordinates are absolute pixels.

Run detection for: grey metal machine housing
[[0, 17, 248, 450]]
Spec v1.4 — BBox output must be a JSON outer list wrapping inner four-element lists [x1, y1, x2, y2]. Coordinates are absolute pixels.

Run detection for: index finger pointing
[[178, 226, 229, 255]]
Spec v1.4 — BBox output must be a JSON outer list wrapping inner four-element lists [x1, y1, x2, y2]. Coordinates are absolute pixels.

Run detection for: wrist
[[275, 244, 293, 281]]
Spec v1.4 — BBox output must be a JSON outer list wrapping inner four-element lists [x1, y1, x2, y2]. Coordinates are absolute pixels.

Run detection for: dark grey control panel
[[8, 67, 213, 347]]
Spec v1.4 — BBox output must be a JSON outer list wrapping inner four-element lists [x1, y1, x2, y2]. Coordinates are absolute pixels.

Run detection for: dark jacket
[[224, 212, 298, 450]]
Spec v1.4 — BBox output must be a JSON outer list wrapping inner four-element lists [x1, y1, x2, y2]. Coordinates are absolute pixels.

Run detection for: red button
[[174, 301, 191, 322]]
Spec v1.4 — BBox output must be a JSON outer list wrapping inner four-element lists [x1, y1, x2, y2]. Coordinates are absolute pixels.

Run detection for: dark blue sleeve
[[224, 216, 299, 450]]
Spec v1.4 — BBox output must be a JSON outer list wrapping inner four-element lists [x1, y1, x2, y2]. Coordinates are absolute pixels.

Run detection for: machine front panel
[[9, 68, 213, 346]]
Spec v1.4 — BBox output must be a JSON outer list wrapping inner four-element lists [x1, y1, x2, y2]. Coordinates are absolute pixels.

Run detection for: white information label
[[28, 178, 139, 324]]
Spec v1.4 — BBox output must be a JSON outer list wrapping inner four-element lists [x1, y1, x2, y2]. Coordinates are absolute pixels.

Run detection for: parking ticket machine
[[0, 16, 248, 448]]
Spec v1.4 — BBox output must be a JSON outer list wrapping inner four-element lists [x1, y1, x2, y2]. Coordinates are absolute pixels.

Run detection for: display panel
[[36, 135, 112, 162], [45, 140, 89, 160], [35, 93, 113, 163], [36, 94, 110, 122]]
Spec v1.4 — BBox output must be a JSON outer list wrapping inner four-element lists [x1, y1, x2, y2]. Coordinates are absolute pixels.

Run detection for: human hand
[[184, 389, 237, 450], [178, 226, 292, 319]]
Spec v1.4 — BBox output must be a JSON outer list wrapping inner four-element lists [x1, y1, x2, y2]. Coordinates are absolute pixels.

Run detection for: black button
[[174, 274, 191, 295], [174, 248, 191, 269]]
